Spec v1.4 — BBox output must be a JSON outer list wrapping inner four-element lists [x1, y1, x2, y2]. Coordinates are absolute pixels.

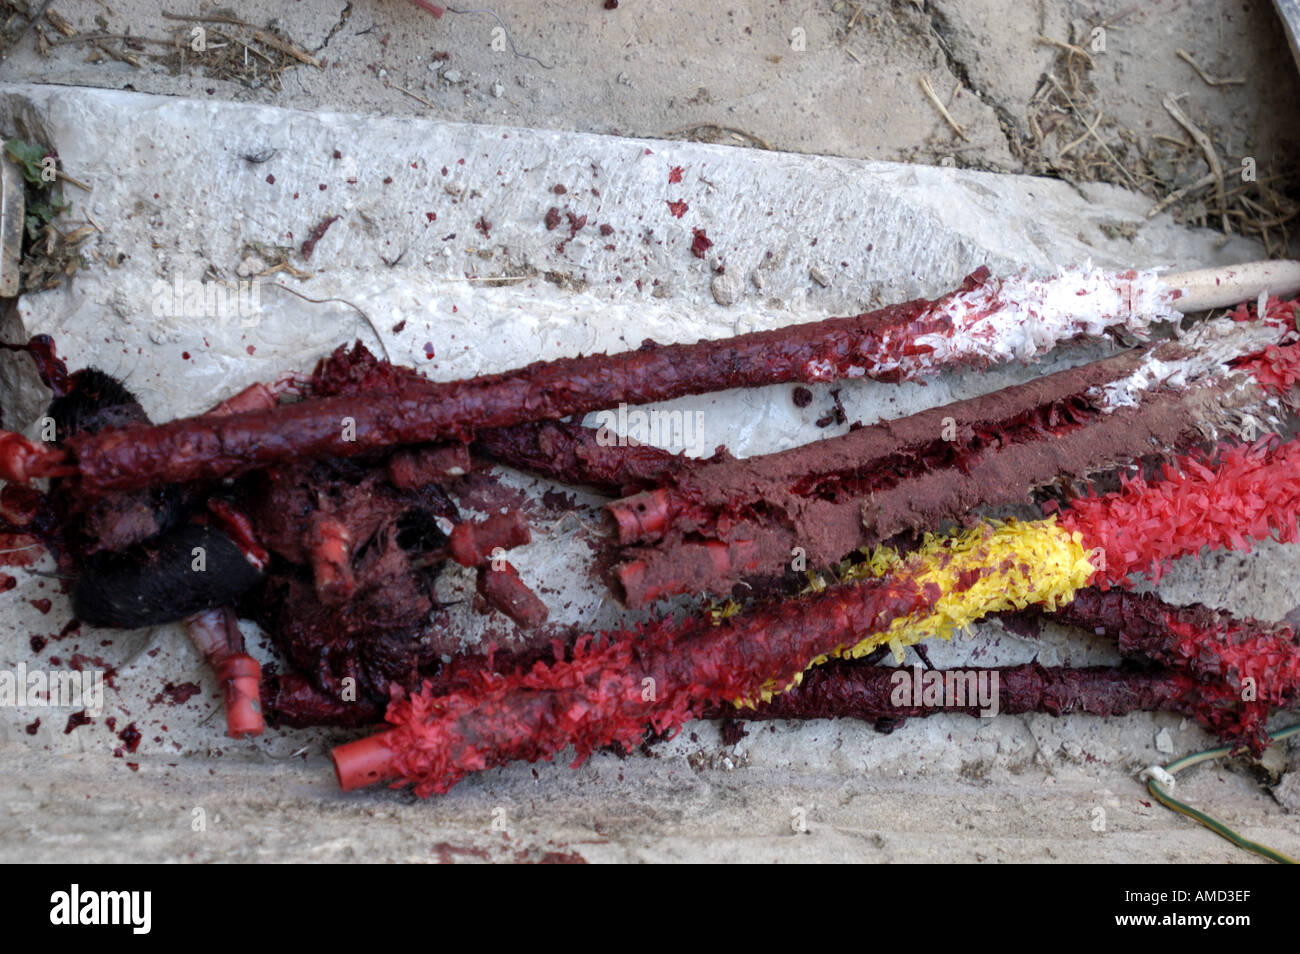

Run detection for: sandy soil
[[6, 1, 1298, 185]]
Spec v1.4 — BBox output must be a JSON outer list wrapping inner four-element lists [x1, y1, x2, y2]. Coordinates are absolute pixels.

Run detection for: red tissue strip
[[1060, 435, 1300, 587], [336, 575, 933, 795]]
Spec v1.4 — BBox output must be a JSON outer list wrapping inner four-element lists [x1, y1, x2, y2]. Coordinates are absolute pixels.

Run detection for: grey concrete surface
[[0, 1, 1297, 863]]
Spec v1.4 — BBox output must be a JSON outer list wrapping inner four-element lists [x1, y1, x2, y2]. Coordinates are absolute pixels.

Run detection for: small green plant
[[5, 138, 70, 240], [5, 138, 52, 184], [23, 195, 70, 241], [4, 137, 82, 291]]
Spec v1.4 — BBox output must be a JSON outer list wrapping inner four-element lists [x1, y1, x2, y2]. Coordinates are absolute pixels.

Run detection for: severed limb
[[185, 607, 264, 738]]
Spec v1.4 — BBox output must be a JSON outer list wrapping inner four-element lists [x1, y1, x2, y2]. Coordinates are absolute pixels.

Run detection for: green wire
[[1147, 722, 1300, 864]]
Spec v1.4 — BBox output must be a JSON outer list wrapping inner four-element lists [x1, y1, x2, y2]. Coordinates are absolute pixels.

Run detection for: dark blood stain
[[475, 216, 492, 237], [333, 149, 342, 159], [0, 533, 42, 567], [666, 200, 688, 218], [57, 619, 80, 640], [604, 0, 618, 8], [301, 215, 340, 260], [599, 223, 614, 236], [552, 184, 566, 195], [814, 388, 848, 428], [127, 763, 139, 772], [544, 207, 562, 230], [29, 635, 46, 653], [265, 174, 276, 185], [535, 849, 588, 863], [392, 320, 407, 334], [64, 710, 92, 734], [0, 574, 16, 591], [441, 166, 449, 176], [690, 228, 712, 258], [0, 484, 41, 526], [106, 717, 116, 731], [319, 183, 327, 191], [181, 351, 190, 361], [668, 165, 683, 184], [999, 611, 1044, 640], [431, 842, 504, 864], [29, 598, 51, 614], [719, 718, 748, 745], [425, 212, 437, 222], [153, 682, 202, 706], [566, 212, 587, 236], [25, 718, 39, 735], [246, 345, 256, 356], [118, 722, 142, 754], [792, 386, 813, 408], [383, 176, 393, 184], [423, 342, 436, 359]]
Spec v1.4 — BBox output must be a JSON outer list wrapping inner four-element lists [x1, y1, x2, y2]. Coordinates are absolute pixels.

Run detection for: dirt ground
[[1, 0, 1299, 863], [5, 0, 1298, 245]]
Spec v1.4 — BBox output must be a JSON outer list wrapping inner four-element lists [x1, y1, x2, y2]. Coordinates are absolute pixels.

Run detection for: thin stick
[[1045, 73, 1137, 187], [1058, 108, 1104, 159], [1147, 170, 1217, 218], [212, 30, 275, 65], [250, 28, 319, 68], [160, 10, 319, 67], [1175, 49, 1245, 87], [161, 11, 246, 26], [1037, 34, 1096, 70], [49, 169, 91, 192], [1164, 259, 1300, 311], [1162, 94, 1226, 232], [444, 6, 553, 70], [661, 122, 772, 151], [388, 81, 438, 110], [918, 74, 969, 142], [266, 282, 391, 362], [50, 32, 174, 47]]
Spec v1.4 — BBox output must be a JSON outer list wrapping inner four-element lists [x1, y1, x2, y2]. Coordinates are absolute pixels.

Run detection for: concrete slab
[[0, 83, 1296, 862]]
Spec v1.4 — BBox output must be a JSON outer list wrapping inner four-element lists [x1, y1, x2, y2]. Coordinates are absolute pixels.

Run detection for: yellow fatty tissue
[[745, 518, 1096, 705]]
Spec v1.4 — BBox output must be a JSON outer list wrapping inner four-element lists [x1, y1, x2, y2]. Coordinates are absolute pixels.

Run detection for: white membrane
[[1095, 315, 1292, 411], [909, 267, 1178, 371]]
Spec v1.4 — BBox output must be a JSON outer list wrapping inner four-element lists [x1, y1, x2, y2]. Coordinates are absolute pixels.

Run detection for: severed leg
[[185, 606, 264, 738]]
